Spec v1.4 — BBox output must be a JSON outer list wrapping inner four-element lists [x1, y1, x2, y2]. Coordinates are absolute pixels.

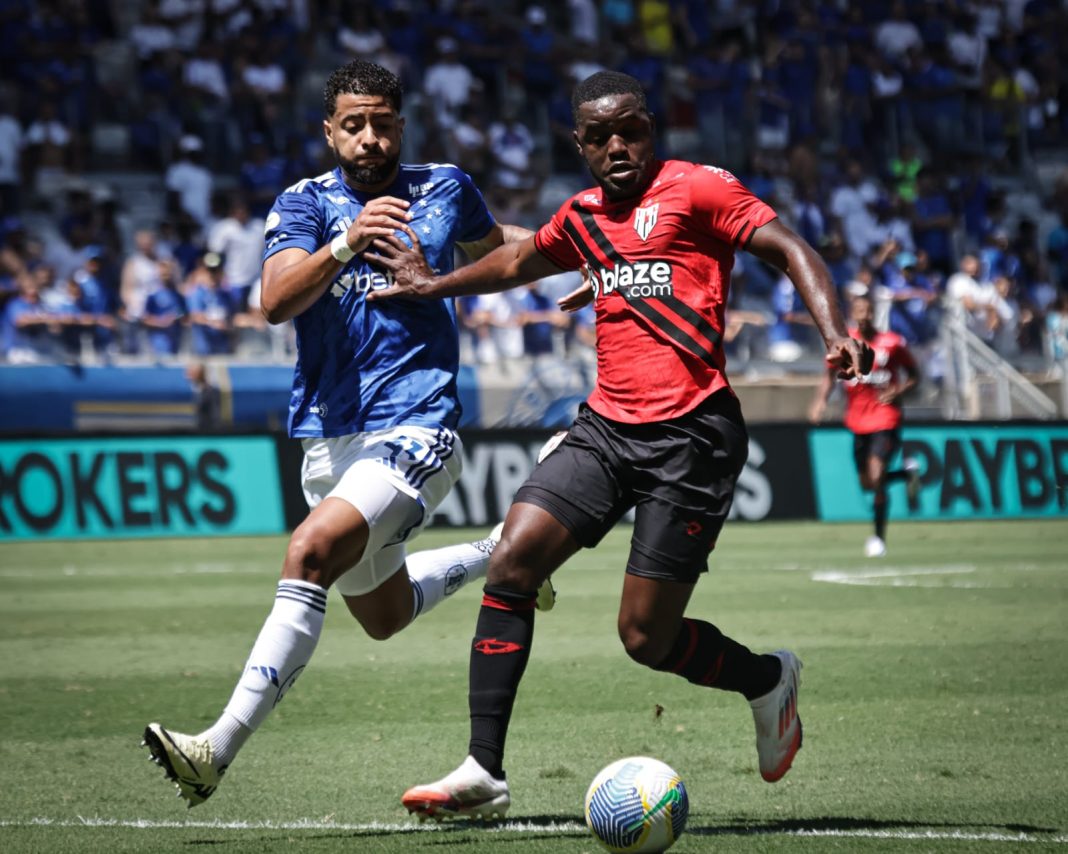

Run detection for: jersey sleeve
[[532, 199, 585, 271], [454, 170, 497, 244], [689, 165, 778, 247], [263, 187, 326, 262]]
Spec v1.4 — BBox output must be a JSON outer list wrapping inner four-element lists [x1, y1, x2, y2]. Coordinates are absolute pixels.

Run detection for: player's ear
[[572, 128, 581, 155], [323, 118, 334, 149], [397, 115, 405, 139]]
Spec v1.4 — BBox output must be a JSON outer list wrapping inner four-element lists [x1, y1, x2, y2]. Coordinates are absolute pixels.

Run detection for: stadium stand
[[1, 0, 1066, 423]]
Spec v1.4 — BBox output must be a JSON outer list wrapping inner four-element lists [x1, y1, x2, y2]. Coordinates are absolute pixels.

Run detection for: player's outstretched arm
[[747, 219, 873, 379], [365, 232, 565, 301], [261, 196, 414, 324]]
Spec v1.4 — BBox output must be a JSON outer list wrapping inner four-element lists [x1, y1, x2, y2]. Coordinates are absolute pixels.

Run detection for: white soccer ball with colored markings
[[584, 756, 689, 853]]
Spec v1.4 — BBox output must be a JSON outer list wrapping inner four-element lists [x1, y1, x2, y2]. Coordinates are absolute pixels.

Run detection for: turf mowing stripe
[[2, 818, 1065, 843]]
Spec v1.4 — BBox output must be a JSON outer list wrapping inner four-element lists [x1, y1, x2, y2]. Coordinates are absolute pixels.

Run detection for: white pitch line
[[812, 566, 980, 587], [0, 818, 1064, 844]]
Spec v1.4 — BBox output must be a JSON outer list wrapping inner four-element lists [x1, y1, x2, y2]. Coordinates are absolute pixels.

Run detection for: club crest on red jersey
[[633, 202, 659, 241]]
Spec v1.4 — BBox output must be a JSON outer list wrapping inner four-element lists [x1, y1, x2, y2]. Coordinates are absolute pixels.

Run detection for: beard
[[335, 149, 401, 187]]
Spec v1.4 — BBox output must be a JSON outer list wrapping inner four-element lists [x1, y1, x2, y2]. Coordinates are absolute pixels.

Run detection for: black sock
[[874, 488, 888, 540], [468, 585, 536, 779], [653, 618, 781, 701], [885, 469, 908, 482]]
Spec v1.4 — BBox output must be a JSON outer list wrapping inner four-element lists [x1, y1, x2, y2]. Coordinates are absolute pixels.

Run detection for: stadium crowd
[[1, 0, 1067, 372]]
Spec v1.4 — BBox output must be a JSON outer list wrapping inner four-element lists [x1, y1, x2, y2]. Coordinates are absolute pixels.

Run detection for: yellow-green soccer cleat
[[489, 522, 557, 612], [142, 723, 225, 807]]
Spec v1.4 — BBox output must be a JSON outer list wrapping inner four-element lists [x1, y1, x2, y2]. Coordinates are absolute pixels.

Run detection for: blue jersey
[[264, 164, 495, 438]]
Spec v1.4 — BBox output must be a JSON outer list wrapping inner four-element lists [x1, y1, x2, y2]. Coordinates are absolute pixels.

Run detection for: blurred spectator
[[450, 104, 490, 188], [637, 0, 674, 56], [830, 160, 882, 261], [338, 4, 386, 60], [517, 281, 568, 357], [1046, 293, 1068, 366], [186, 251, 235, 355], [239, 136, 285, 219], [186, 361, 221, 429], [688, 39, 749, 168], [875, 2, 922, 61], [423, 37, 477, 131], [768, 274, 817, 362], [487, 111, 541, 220], [24, 101, 72, 204], [165, 135, 213, 227], [142, 258, 186, 357], [567, 0, 599, 47], [519, 6, 557, 106], [887, 142, 923, 203], [207, 195, 264, 312], [47, 274, 97, 360], [129, 1, 177, 61], [878, 248, 940, 346], [945, 253, 1003, 342], [120, 229, 165, 338], [2, 269, 56, 363], [911, 169, 955, 274], [0, 94, 22, 214]]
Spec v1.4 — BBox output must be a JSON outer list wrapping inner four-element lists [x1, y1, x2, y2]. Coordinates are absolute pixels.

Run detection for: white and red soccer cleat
[[748, 650, 803, 783], [401, 755, 511, 820]]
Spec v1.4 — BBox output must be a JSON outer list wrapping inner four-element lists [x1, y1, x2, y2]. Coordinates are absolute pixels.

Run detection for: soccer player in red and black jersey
[[368, 71, 872, 818], [810, 294, 920, 558]]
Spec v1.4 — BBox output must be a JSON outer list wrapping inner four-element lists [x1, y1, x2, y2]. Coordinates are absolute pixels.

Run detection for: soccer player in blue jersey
[[142, 60, 545, 807]]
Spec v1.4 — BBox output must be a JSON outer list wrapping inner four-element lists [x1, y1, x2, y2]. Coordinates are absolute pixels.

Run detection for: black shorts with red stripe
[[514, 389, 748, 584], [852, 428, 901, 475]]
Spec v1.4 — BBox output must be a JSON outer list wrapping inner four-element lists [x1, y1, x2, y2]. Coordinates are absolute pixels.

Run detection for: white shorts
[[300, 425, 463, 597]]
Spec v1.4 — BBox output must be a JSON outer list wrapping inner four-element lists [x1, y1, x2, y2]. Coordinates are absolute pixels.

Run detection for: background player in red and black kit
[[810, 294, 920, 558], [367, 71, 873, 818]]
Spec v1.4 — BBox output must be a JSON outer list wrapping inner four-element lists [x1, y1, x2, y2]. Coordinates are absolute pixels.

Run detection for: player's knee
[[282, 528, 333, 586], [359, 615, 404, 641], [618, 623, 669, 668], [485, 542, 543, 594]]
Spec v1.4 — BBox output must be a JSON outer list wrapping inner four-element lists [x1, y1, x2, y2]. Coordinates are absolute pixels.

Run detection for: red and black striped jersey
[[843, 328, 916, 435], [534, 159, 777, 423]]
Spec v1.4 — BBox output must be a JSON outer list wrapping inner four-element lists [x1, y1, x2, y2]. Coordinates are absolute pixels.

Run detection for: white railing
[[944, 313, 1059, 420], [940, 314, 1059, 420]]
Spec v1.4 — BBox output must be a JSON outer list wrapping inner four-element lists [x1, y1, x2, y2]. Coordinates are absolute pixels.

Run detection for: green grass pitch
[[1, 520, 1066, 853]]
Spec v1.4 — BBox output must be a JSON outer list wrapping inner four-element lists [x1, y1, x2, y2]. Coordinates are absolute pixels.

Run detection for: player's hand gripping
[[342, 196, 415, 256], [824, 335, 874, 380], [556, 265, 594, 312], [364, 230, 437, 300]]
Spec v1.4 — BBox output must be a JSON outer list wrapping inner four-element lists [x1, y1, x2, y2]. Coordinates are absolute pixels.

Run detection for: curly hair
[[570, 71, 647, 123], [323, 60, 403, 116]]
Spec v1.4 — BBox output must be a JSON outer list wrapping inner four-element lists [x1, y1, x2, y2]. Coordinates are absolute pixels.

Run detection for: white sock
[[202, 579, 327, 766], [407, 534, 495, 621]]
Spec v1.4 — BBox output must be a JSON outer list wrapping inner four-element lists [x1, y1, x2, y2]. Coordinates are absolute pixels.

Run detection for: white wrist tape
[[330, 233, 355, 262]]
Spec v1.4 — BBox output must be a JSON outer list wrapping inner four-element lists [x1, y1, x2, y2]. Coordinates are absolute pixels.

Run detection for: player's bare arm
[[456, 223, 535, 261], [747, 218, 873, 379], [261, 196, 414, 323], [877, 355, 920, 404], [366, 232, 564, 300], [808, 367, 837, 423]]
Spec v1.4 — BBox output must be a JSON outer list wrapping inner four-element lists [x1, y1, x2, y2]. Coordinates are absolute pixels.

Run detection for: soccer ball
[[584, 756, 689, 853]]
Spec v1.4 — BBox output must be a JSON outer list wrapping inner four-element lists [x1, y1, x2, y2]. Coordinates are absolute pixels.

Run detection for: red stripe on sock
[[670, 619, 700, 674], [481, 593, 536, 612], [699, 651, 726, 686]]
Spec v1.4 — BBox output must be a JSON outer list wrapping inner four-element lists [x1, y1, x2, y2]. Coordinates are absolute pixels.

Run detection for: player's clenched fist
[[342, 196, 414, 256], [824, 335, 874, 380]]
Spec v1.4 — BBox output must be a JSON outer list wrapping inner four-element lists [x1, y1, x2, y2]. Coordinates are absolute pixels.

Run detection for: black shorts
[[852, 428, 901, 475], [514, 389, 748, 583]]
